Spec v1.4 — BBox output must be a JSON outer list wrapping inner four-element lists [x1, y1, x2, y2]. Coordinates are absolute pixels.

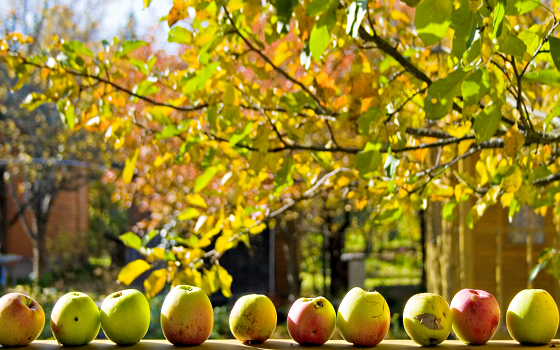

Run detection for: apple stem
[[314, 301, 324, 309]]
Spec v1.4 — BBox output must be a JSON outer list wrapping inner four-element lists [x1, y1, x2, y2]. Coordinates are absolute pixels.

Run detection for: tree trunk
[[32, 233, 47, 282], [281, 220, 300, 303], [327, 209, 350, 299]]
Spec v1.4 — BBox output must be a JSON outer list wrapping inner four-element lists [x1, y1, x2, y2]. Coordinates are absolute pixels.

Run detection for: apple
[[507, 289, 559, 345], [403, 293, 452, 346], [287, 297, 336, 345], [229, 294, 277, 343], [337, 287, 391, 347], [161, 285, 214, 345], [0, 293, 45, 347], [450, 289, 500, 344], [100, 289, 150, 345], [50, 292, 100, 346]]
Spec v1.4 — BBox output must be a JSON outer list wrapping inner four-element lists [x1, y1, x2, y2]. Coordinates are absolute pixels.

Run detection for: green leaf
[[499, 33, 528, 58], [544, 105, 560, 131], [178, 208, 201, 221], [197, 62, 220, 91], [425, 69, 470, 120], [523, 70, 560, 87], [274, 158, 295, 193], [462, 68, 490, 107], [156, 125, 181, 139], [505, 0, 540, 15], [375, 206, 403, 223], [62, 40, 94, 57], [415, 0, 452, 46], [116, 40, 148, 58], [21, 93, 51, 111], [118, 260, 151, 285], [120, 232, 143, 249], [473, 105, 502, 144], [123, 148, 139, 184], [443, 202, 457, 221], [346, 1, 368, 38], [451, 0, 477, 59], [529, 259, 548, 282], [310, 4, 337, 61], [134, 80, 159, 96], [493, 0, 506, 38], [64, 105, 75, 129], [358, 107, 382, 135], [308, 0, 336, 16], [272, 0, 297, 34], [230, 122, 254, 147], [168, 26, 192, 45], [354, 141, 382, 177], [384, 151, 400, 178], [549, 37, 560, 71], [195, 166, 218, 192]]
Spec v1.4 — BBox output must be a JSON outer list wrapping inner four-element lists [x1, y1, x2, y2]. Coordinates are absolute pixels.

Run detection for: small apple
[[507, 289, 559, 345], [450, 289, 500, 344], [161, 285, 214, 345], [337, 287, 391, 347], [0, 293, 45, 347], [229, 294, 276, 343], [403, 293, 452, 346], [449, 289, 500, 345], [287, 297, 336, 345], [100, 289, 150, 345], [50, 292, 100, 346]]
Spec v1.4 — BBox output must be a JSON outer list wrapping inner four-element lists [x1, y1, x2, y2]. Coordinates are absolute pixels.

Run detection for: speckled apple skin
[[50, 292, 100, 346], [229, 294, 277, 343], [287, 297, 336, 345], [0, 293, 45, 347], [450, 289, 500, 344], [161, 285, 214, 345], [337, 287, 391, 347], [403, 293, 452, 346]]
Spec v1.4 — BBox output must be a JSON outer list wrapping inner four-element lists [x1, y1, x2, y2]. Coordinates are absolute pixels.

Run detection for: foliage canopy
[[2, 0, 560, 296]]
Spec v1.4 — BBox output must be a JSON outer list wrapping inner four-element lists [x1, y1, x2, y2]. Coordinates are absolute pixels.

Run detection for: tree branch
[[222, 7, 330, 115]]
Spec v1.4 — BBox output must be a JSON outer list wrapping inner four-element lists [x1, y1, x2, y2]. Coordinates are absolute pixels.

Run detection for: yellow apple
[[100, 289, 150, 345], [229, 294, 276, 343], [50, 292, 100, 346], [337, 287, 391, 347], [287, 297, 336, 345], [161, 285, 214, 345], [507, 289, 559, 345], [403, 293, 452, 346], [0, 293, 45, 347]]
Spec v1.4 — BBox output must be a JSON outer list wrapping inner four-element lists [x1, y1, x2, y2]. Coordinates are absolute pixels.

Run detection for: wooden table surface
[[16, 340, 560, 350]]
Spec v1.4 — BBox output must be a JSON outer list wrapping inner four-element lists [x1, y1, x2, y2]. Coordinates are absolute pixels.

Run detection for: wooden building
[[424, 159, 560, 338]]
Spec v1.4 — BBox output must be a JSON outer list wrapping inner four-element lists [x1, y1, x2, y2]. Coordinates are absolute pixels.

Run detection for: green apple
[[403, 293, 452, 346], [507, 289, 559, 345], [100, 289, 150, 345], [0, 293, 45, 346], [230, 294, 277, 343], [50, 292, 100, 346], [337, 287, 391, 347], [161, 285, 214, 345]]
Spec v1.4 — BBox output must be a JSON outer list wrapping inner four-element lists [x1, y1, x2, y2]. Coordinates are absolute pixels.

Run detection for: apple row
[[0, 286, 558, 347]]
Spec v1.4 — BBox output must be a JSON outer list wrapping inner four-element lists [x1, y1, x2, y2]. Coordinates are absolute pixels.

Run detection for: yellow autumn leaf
[[144, 268, 167, 299], [187, 193, 207, 208], [501, 166, 522, 193], [217, 265, 233, 298], [118, 259, 151, 285], [503, 124, 525, 158], [123, 148, 139, 184]]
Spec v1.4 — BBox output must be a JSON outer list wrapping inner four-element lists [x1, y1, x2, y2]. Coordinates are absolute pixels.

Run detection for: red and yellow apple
[[229, 294, 276, 343], [0, 293, 45, 347], [287, 297, 336, 345], [507, 289, 559, 345], [100, 289, 150, 345], [337, 287, 391, 347], [403, 293, 452, 346], [50, 292, 100, 346], [450, 289, 500, 344], [161, 285, 214, 345]]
